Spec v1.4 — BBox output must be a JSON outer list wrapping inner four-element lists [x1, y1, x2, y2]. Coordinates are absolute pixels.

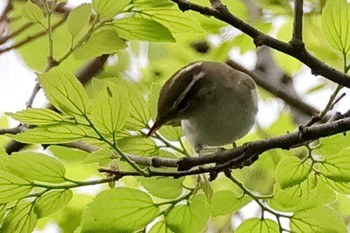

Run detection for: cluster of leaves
[[1, 0, 350, 232]]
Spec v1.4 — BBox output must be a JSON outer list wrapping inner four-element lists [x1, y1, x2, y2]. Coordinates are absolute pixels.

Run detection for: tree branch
[[291, 0, 304, 46], [170, 0, 350, 87]]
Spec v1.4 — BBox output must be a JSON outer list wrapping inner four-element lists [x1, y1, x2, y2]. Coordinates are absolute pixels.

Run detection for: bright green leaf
[[83, 149, 114, 165], [138, 177, 184, 199], [67, 4, 91, 38], [18, 2, 44, 24], [319, 149, 350, 183], [7, 124, 97, 144], [74, 29, 126, 60], [269, 175, 335, 212], [236, 218, 279, 233], [0, 170, 32, 204], [39, 69, 89, 116], [124, 87, 150, 130], [7, 152, 66, 183], [92, 0, 130, 19], [118, 136, 159, 156], [276, 156, 312, 189], [6, 108, 70, 125], [209, 190, 251, 216], [35, 189, 73, 217], [149, 221, 174, 233], [322, 0, 350, 54], [91, 83, 129, 134], [291, 206, 347, 233], [141, 7, 203, 34], [0, 201, 37, 233], [49, 145, 89, 162], [114, 17, 175, 42], [166, 195, 209, 233], [81, 188, 160, 232], [158, 125, 183, 142]]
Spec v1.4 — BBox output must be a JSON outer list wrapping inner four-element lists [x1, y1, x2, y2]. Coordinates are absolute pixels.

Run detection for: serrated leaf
[[18, 2, 44, 24], [276, 156, 312, 189], [91, 83, 129, 134], [0, 170, 32, 204], [165, 195, 209, 233], [39, 69, 89, 116], [158, 126, 183, 141], [67, 4, 91, 38], [236, 218, 279, 233], [92, 0, 130, 19], [141, 7, 203, 34], [83, 149, 114, 165], [6, 108, 69, 125], [118, 136, 159, 156], [35, 189, 73, 217], [209, 190, 251, 216], [138, 177, 184, 199], [319, 149, 350, 182], [0, 201, 37, 233], [81, 188, 160, 232], [114, 17, 174, 42], [149, 221, 174, 233], [268, 175, 335, 212], [74, 29, 126, 60], [124, 87, 150, 130], [7, 124, 97, 144], [322, 0, 350, 54], [291, 206, 347, 233], [7, 152, 66, 183]]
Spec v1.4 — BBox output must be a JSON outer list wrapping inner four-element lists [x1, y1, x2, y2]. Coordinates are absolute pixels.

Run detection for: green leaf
[[83, 149, 114, 165], [268, 175, 335, 212], [166, 195, 209, 233], [81, 188, 160, 232], [7, 124, 97, 144], [0, 201, 37, 233], [322, 0, 350, 54], [114, 17, 175, 42], [39, 69, 89, 116], [118, 136, 159, 156], [138, 177, 184, 199], [209, 190, 251, 216], [18, 2, 44, 24], [291, 206, 347, 233], [141, 7, 203, 34], [124, 87, 150, 130], [0, 170, 32, 204], [149, 83, 162, 120], [92, 0, 130, 19], [35, 189, 73, 218], [74, 29, 126, 60], [319, 149, 350, 182], [91, 83, 129, 134], [67, 4, 91, 38], [6, 108, 69, 125], [149, 221, 174, 233], [7, 152, 66, 183], [236, 218, 279, 233], [158, 126, 183, 142], [276, 156, 312, 189]]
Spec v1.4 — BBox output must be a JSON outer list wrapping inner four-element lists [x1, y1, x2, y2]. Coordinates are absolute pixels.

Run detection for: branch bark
[[170, 0, 350, 87]]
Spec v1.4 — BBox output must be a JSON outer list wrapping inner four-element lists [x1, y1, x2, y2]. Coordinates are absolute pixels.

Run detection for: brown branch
[[291, 0, 304, 46], [0, 126, 26, 135], [170, 0, 350, 87]]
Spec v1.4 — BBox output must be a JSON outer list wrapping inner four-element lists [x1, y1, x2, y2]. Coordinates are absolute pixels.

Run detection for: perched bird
[[147, 61, 258, 153]]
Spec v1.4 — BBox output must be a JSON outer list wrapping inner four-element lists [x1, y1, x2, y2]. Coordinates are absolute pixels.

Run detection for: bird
[[147, 61, 258, 153]]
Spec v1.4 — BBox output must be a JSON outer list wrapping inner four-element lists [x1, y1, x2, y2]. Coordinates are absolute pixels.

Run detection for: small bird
[[147, 61, 258, 153]]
